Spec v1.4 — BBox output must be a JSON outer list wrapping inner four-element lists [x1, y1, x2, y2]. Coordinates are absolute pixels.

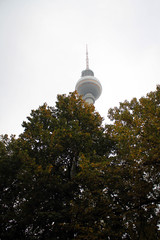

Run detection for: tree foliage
[[107, 85, 160, 239], [0, 88, 160, 239]]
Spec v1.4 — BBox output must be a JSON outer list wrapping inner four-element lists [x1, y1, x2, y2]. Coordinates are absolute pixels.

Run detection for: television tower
[[75, 46, 102, 104]]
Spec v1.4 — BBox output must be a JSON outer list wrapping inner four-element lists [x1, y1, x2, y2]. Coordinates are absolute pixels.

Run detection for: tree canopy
[[0, 88, 160, 239], [107, 86, 160, 239]]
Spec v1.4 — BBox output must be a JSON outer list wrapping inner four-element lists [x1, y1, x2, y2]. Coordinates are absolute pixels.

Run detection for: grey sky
[[0, 0, 160, 136]]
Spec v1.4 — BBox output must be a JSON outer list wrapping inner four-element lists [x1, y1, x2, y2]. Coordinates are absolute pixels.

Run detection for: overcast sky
[[0, 0, 160, 136]]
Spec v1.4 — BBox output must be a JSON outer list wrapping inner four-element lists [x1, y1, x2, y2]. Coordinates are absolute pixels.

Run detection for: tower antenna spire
[[86, 44, 89, 69]]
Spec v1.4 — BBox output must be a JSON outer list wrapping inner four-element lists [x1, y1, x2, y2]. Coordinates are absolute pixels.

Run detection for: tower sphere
[[75, 47, 102, 104]]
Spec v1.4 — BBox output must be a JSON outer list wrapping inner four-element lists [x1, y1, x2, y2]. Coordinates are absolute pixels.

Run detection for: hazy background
[[0, 0, 160, 136]]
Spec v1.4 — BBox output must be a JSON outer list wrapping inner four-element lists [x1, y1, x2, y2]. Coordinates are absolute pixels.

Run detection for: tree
[[20, 92, 110, 178], [0, 134, 25, 239], [107, 85, 160, 239], [0, 92, 113, 239], [1, 88, 159, 240]]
